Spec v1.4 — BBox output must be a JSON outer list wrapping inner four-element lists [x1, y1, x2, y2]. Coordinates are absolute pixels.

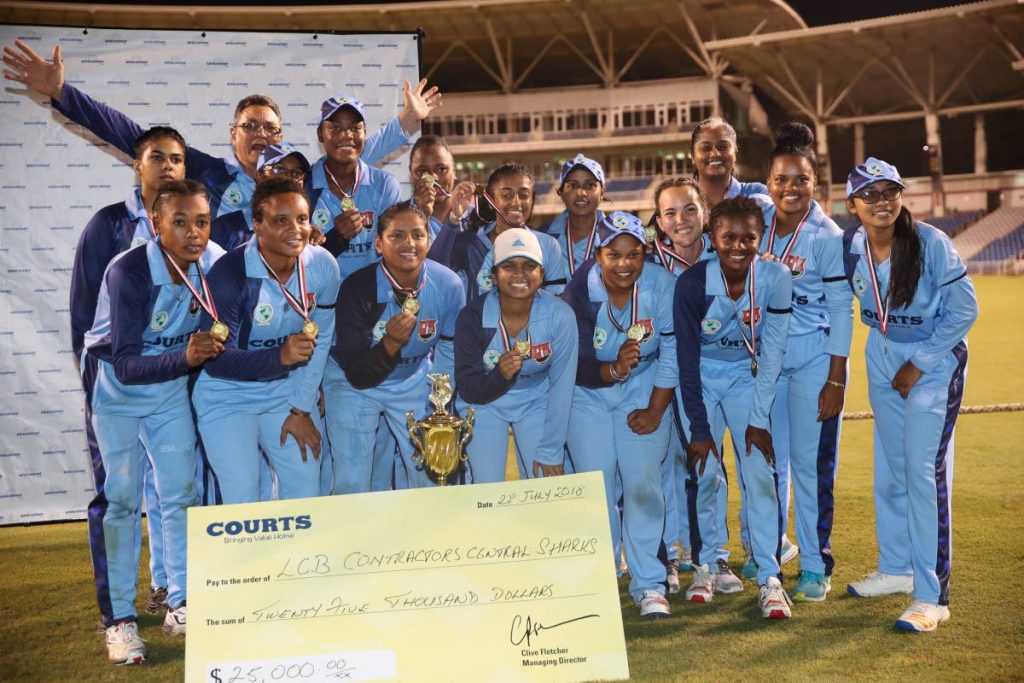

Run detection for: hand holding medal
[[160, 246, 229, 368]]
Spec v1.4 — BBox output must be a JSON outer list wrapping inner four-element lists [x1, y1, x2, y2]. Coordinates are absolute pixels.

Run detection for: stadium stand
[[969, 223, 1024, 263], [953, 207, 1024, 261], [929, 210, 984, 237]]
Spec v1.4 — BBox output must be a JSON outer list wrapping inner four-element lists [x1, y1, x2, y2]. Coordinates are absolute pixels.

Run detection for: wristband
[[608, 362, 629, 383], [825, 379, 845, 389], [289, 407, 311, 418]]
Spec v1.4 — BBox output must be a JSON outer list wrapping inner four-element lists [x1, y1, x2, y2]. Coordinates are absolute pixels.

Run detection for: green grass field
[[1, 276, 1022, 682]]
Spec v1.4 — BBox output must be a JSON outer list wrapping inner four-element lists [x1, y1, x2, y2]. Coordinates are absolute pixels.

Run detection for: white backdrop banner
[[0, 25, 420, 524]]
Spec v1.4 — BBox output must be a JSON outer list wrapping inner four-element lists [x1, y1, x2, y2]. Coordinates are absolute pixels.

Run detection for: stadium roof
[[705, 0, 1024, 126], [1, 0, 806, 91]]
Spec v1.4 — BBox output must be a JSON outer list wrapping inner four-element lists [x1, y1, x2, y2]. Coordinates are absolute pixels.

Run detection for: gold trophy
[[406, 373, 474, 486]]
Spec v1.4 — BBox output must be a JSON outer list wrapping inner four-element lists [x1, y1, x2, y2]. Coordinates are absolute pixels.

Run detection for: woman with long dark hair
[[842, 158, 978, 632]]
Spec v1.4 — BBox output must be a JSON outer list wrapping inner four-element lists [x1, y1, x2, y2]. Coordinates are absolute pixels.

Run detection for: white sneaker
[[105, 621, 146, 665], [638, 590, 670, 619], [847, 572, 914, 598], [714, 559, 745, 594], [780, 536, 799, 566], [759, 577, 793, 620], [666, 562, 681, 594], [894, 601, 950, 633], [163, 604, 186, 635], [685, 563, 715, 603]]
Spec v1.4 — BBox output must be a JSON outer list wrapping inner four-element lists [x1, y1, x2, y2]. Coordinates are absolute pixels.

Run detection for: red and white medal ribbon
[[764, 206, 811, 261], [566, 219, 599, 275], [605, 282, 640, 334], [380, 261, 426, 301], [497, 317, 532, 354], [862, 233, 890, 337], [259, 248, 311, 323], [654, 239, 693, 274], [479, 192, 524, 228], [161, 247, 219, 320], [721, 261, 757, 364], [324, 161, 361, 205]]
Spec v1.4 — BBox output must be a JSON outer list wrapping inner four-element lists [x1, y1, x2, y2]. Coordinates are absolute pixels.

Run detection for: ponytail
[[889, 207, 922, 310]]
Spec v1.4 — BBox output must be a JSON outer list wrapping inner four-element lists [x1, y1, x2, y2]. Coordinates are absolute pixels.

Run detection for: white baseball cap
[[494, 228, 543, 266]]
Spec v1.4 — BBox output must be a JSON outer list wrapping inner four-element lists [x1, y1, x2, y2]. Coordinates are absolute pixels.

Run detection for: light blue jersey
[[544, 209, 605, 277], [454, 289, 579, 480], [309, 157, 403, 281]]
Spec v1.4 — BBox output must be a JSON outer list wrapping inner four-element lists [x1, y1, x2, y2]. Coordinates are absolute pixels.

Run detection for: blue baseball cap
[[559, 153, 605, 189], [846, 157, 905, 196], [257, 142, 311, 173], [319, 94, 366, 124], [596, 211, 646, 248]]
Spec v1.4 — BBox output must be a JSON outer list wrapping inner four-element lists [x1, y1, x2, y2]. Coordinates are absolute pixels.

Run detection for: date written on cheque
[[477, 484, 586, 508]]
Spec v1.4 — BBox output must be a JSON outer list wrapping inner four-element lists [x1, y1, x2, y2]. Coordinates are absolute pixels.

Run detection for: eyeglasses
[[235, 121, 282, 136], [562, 180, 601, 192], [853, 187, 902, 204], [263, 165, 306, 180]]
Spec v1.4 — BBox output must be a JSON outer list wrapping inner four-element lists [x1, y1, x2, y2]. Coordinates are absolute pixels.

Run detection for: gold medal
[[403, 297, 420, 315], [644, 226, 658, 244], [514, 339, 531, 357], [627, 325, 645, 341], [751, 358, 759, 378], [341, 197, 357, 212], [420, 172, 436, 186], [210, 320, 229, 342], [303, 319, 319, 338]]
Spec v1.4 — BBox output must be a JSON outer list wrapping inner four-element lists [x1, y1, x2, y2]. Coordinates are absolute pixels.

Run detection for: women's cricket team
[[2, 39, 980, 666]]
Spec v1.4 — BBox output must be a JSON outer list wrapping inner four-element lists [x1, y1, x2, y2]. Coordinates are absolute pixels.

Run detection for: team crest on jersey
[[852, 272, 867, 296], [635, 318, 655, 343], [254, 302, 274, 325], [131, 236, 147, 248], [530, 341, 552, 364], [225, 188, 243, 206], [150, 310, 169, 331], [373, 320, 388, 342], [416, 319, 437, 342], [783, 254, 806, 278], [742, 307, 762, 327], [484, 349, 501, 369], [312, 207, 330, 228], [477, 268, 494, 292], [701, 318, 722, 335], [593, 327, 607, 348], [188, 296, 201, 317]]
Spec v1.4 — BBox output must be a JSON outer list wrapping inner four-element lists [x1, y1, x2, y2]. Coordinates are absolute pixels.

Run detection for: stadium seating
[[605, 177, 654, 194], [969, 223, 1024, 263], [953, 207, 1024, 261], [927, 210, 983, 236]]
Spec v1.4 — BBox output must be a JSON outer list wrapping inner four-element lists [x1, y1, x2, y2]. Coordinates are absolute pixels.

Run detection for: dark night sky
[[785, 0, 969, 25]]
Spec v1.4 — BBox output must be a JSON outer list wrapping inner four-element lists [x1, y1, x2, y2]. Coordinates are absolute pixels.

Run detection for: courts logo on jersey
[[477, 267, 494, 292], [254, 302, 274, 325], [416, 319, 437, 342], [312, 207, 330, 228], [852, 272, 867, 296], [593, 327, 607, 348], [701, 318, 721, 335], [742, 307, 762, 327], [224, 188, 244, 206], [530, 341, 552, 364], [783, 254, 806, 278], [150, 310, 169, 331], [484, 349, 501, 369], [373, 320, 388, 342], [635, 318, 655, 343]]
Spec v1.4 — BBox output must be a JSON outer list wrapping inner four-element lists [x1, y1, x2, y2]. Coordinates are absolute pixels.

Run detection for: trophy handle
[[459, 408, 475, 462], [406, 411, 424, 464]]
